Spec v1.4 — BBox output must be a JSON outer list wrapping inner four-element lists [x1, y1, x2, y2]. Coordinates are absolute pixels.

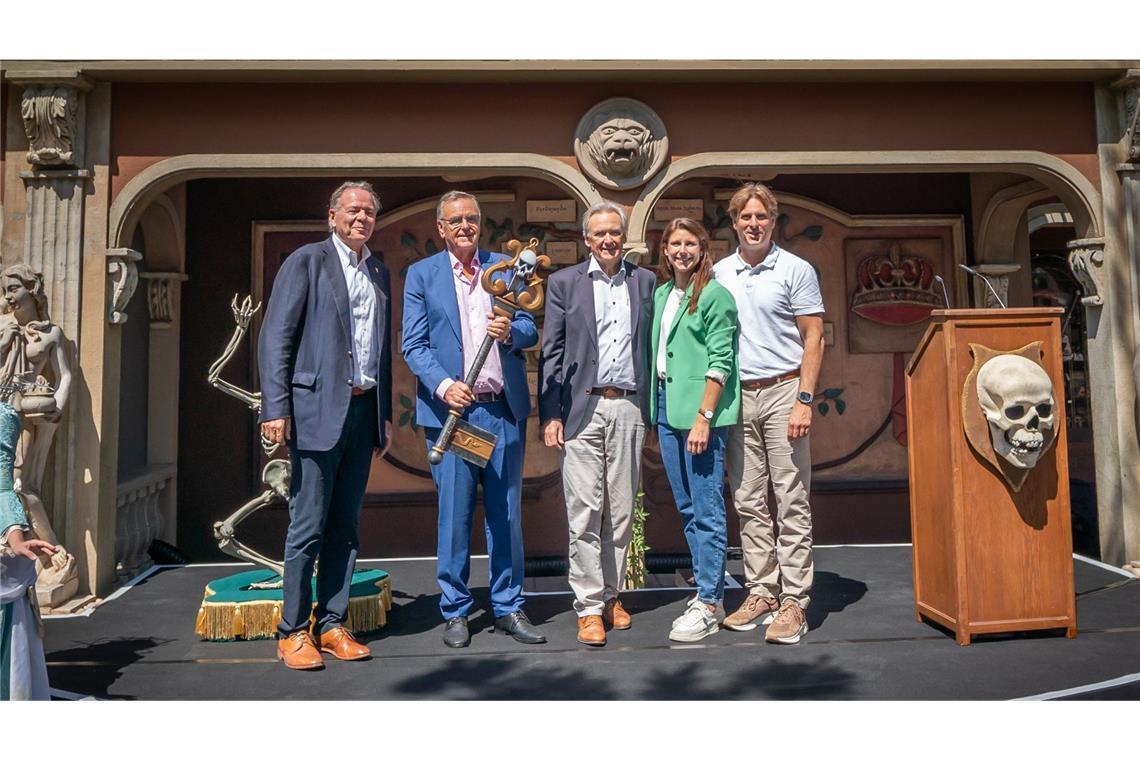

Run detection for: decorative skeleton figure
[[976, 354, 1057, 469]]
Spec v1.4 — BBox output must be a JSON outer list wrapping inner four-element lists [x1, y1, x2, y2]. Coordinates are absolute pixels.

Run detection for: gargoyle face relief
[[976, 354, 1057, 469], [574, 98, 669, 191], [589, 118, 651, 178]]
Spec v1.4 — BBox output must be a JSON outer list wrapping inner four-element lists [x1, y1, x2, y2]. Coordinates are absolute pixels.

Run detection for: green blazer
[[648, 278, 740, 429]]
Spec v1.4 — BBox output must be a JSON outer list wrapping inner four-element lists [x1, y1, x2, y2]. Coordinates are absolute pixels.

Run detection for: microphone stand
[[959, 264, 1007, 309]]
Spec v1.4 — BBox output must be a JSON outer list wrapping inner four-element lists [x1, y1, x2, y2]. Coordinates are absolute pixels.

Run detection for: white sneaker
[[669, 602, 720, 642], [671, 595, 702, 626]]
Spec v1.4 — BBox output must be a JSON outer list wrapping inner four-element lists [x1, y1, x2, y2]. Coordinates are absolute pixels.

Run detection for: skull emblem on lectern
[[975, 354, 1057, 469]]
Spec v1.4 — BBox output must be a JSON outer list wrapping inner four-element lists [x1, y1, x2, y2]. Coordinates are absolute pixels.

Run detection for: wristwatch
[[698, 408, 714, 421], [796, 390, 814, 405]]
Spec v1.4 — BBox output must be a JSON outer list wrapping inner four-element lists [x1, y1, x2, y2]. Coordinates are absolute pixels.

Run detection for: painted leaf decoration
[[835, 399, 846, 415], [399, 411, 409, 426], [804, 225, 823, 241], [824, 388, 843, 399], [818, 402, 829, 416], [425, 239, 438, 256], [400, 232, 417, 249], [400, 395, 413, 409], [777, 213, 790, 227]]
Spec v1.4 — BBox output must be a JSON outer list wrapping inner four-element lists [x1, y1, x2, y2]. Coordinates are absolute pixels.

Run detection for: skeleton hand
[[230, 294, 261, 330]]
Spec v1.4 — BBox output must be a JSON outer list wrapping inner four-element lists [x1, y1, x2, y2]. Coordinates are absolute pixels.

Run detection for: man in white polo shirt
[[713, 183, 825, 644]]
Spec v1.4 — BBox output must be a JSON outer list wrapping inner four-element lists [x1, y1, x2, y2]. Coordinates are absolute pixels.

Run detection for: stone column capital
[[1066, 237, 1107, 307], [138, 272, 188, 328], [1112, 70, 1140, 163], [970, 264, 1021, 310], [13, 74, 94, 169]]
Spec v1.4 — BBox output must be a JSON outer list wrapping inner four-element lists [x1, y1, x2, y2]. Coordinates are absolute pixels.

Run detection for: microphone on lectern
[[959, 264, 1007, 309], [932, 275, 951, 309]]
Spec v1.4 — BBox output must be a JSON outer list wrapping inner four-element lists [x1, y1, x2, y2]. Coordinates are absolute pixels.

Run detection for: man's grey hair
[[436, 190, 482, 221], [581, 200, 628, 238], [328, 181, 382, 221]]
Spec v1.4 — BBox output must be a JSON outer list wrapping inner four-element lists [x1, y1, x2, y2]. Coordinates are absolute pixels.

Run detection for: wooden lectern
[[905, 308, 1077, 645]]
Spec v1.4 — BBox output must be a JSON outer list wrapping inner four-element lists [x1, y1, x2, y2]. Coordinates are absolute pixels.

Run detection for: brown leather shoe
[[319, 626, 371, 661], [277, 631, 324, 670], [577, 614, 606, 646], [603, 597, 631, 630]]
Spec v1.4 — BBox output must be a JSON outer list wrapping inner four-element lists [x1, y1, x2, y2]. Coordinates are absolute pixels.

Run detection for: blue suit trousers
[[424, 399, 526, 619], [278, 393, 378, 636]]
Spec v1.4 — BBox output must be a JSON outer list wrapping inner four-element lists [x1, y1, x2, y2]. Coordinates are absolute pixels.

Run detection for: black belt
[[472, 391, 503, 404], [589, 386, 637, 399]]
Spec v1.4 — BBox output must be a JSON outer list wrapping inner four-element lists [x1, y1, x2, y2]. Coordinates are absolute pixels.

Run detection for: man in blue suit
[[258, 181, 392, 670], [402, 190, 545, 648]]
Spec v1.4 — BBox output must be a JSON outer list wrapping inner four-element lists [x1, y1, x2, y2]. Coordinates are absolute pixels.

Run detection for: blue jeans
[[656, 382, 728, 604]]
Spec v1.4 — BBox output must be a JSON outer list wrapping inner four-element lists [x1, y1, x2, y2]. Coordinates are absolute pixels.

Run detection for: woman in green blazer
[[649, 217, 740, 642]]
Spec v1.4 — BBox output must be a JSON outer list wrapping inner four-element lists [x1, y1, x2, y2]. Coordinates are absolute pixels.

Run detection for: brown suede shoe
[[319, 626, 371, 661], [577, 614, 607, 646], [723, 593, 780, 632], [603, 597, 631, 630], [277, 631, 324, 670]]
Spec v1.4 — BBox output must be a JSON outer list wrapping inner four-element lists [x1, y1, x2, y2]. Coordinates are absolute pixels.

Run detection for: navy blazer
[[402, 249, 538, 428], [538, 258, 656, 441], [257, 236, 392, 452]]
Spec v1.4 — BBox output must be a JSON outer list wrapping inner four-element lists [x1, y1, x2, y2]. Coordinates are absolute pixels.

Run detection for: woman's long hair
[[656, 217, 713, 314]]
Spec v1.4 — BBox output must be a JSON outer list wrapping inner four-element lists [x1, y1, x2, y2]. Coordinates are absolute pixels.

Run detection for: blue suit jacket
[[402, 249, 537, 428], [257, 236, 392, 452]]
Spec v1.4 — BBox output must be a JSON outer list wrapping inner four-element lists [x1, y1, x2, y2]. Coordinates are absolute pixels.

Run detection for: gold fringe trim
[[194, 576, 393, 641]]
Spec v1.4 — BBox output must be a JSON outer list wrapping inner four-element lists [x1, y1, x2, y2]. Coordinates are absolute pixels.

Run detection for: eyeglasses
[[442, 214, 481, 229]]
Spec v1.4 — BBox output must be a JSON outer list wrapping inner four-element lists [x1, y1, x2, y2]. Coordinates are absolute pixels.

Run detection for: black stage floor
[[41, 546, 1140, 700]]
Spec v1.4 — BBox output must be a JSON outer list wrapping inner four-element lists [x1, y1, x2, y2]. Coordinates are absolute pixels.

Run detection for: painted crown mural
[[851, 241, 941, 326]]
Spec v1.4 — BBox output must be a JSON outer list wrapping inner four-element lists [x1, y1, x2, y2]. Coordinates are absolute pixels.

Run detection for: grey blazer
[[538, 258, 656, 441], [257, 236, 392, 452]]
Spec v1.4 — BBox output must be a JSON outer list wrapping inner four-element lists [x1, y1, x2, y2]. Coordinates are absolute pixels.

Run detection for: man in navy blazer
[[258, 181, 392, 670], [402, 190, 545, 648], [539, 201, 656, 646]]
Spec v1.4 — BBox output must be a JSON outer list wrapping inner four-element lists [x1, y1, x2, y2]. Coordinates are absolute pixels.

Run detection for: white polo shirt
[[713, 243, 824, 381]]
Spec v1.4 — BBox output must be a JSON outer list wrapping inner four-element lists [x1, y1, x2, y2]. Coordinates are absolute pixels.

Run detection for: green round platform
[[194, 567, 392, 641]]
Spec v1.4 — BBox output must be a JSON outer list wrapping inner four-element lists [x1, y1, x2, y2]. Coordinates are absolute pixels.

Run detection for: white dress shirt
[[712, 243, 824, 380], [656, 286, 686, 380], [589, 256, 637, 390], [331, 233, 380, 389]]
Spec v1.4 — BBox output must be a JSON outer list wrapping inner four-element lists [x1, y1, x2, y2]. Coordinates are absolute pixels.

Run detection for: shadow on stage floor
[[40, 546, 1140, 700]]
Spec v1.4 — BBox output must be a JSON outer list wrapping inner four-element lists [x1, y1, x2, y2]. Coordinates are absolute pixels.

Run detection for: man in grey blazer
[[258, 181, 392, 670], [539, 200, 655, 646]]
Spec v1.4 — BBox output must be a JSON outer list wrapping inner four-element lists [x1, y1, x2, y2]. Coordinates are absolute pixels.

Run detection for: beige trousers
[[562, 395, 646, 616], [726, 377, 814, 608]]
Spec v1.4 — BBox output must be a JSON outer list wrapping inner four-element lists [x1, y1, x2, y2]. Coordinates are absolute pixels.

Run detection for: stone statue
[[0, 264, 78, 609], [573, 97, 669, 191]]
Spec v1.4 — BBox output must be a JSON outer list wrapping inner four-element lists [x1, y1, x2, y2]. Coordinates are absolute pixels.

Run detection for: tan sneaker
[[765, 599, 808, 644], [722, 593, 779, 631]]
